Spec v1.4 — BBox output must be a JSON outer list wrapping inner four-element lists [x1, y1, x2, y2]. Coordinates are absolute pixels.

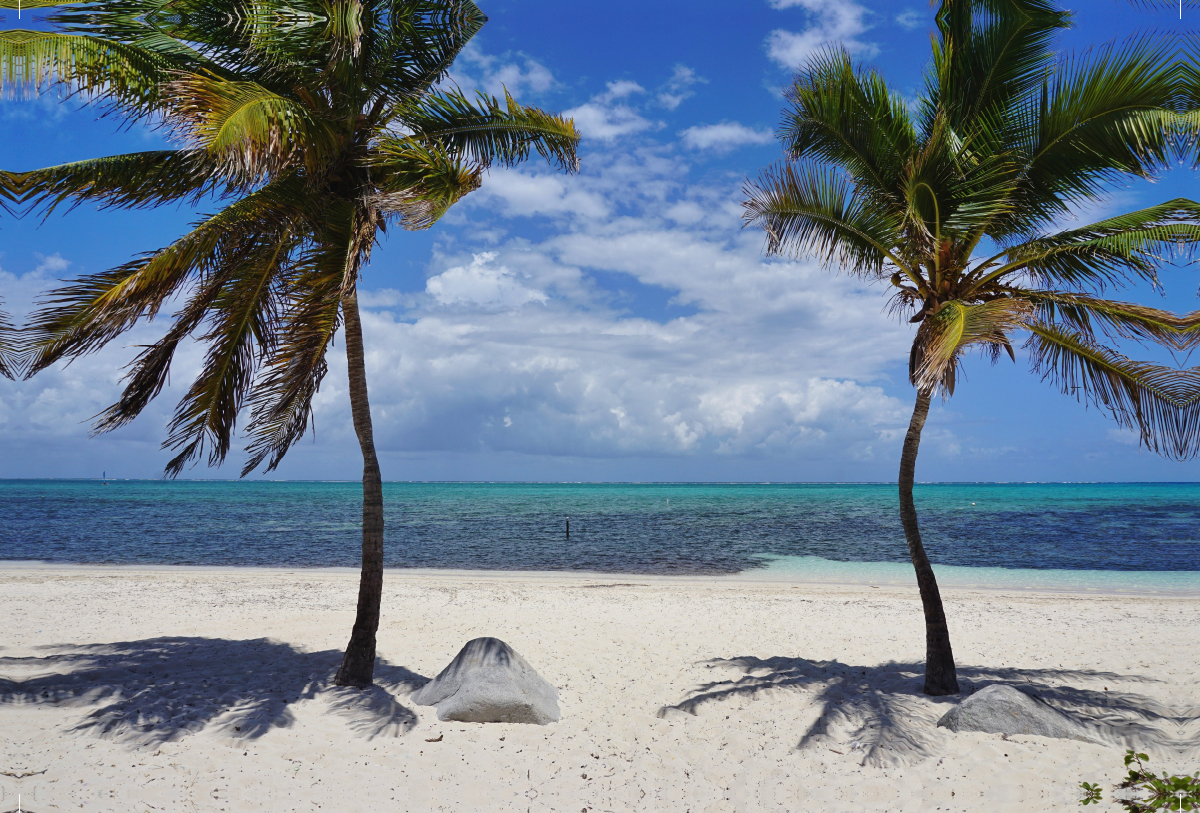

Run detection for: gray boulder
[[937, 684, 1101, 743], [412, 637, 560, 725]]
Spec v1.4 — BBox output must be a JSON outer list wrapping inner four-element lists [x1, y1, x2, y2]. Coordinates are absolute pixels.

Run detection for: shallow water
[[1, 481, 1197, 586]]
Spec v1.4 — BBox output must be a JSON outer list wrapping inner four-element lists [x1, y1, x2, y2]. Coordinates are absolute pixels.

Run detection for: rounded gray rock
[[412, 637, 561, 725], [936, 684, 1100, 743]]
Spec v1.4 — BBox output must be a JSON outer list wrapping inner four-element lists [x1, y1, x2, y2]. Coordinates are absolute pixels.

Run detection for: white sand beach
[[1, 564, 1196, 812]]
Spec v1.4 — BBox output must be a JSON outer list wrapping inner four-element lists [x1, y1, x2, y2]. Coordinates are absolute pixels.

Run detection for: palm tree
[[0, 0, 580, 688], [743, 0, 1196, 695]]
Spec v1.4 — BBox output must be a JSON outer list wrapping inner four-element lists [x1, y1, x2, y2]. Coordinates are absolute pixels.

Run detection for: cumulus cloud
[[563, 81, 657, 141], [0, 68, 921, 478], [765, 0, 878, 69], [318, 138, 921, 464], [680, 122, 774, 152], [657, 65, 705, 110], [446, 41, 555, 98], [895, 10, 924, 30], [426, 253, 548, 310]]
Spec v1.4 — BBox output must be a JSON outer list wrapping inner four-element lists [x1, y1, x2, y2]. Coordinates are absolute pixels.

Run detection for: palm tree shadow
[[0, 637, 429, 747], [659, 657, 1198, 767]]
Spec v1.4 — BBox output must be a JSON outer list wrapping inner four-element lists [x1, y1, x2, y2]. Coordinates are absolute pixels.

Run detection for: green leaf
[[0, 29, 170, 116], [5, 150, 234, 217], [910, 298, 1030, 394], [742, 161, 907, 277], [390, 87, 580, 173], [1026, 323, 1200, 460]]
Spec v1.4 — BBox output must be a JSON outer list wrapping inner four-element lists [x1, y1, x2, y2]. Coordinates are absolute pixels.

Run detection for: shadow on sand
[[659, 656, 1199, 767], [0, 637, 429, 746]]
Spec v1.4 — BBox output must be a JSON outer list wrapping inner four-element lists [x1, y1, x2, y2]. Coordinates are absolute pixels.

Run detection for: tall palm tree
[[0, 0, 579, 688], [743, 0, 1196, 695]]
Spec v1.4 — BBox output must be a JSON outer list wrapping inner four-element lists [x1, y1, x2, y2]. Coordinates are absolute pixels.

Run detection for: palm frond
[[910, 298, 1031, 394], [966, 198, 1200, 292], [780, 48, 915, 208], [369, 139, 482, 230], [162, 72, 339, 181], [0, 29, 168, 116], [391, 88, 580, 172], [929, 0, 1069, 134], [41, 0, 220, 70], [0, 0, 93, 6], [25, 176, 309, 374], [0, 169, 18, 216], [240, 253, 344, 475], [368, 0, 487, 98], [159, 232, 294, 476], [1026, 322, 1200, 459], [89, 265, 237, 436], [8, 150, 233, 217], [742, 162, 907, 277], [1023, 290, 1187, 349], [0, 303, 22, 380], [1010, 37, 1177, 234]]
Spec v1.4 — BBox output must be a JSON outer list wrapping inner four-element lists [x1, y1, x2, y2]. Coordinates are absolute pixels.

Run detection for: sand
[[0, 564, 1196, 812]]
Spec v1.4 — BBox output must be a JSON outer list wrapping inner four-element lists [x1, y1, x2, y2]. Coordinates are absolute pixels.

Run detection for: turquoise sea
[[0, 481, 1196, 591]]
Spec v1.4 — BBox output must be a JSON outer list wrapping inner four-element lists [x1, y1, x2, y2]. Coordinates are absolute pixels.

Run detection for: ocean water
[[0, 481, 1197, 590]]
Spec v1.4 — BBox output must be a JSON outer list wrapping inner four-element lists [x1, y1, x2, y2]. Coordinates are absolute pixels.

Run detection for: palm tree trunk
[[899, 387, 959, 696], [334, 291, 384, 688]]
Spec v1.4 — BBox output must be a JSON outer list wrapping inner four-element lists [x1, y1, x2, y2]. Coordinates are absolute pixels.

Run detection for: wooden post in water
[[566, 516, 570, 539]]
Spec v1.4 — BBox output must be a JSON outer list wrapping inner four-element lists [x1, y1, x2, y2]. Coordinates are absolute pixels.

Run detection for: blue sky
[[1, 0, 1197, 482]]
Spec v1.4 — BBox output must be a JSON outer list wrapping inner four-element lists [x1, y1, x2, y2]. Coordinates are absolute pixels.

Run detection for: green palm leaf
[[25, 176, 310, 374], [159, 233, 294, 476], [1010, 38, 1177, 235], [240, 253, 344, 475], [162, 73, 340, 181], [966, 198, 1200, 293], [370, 139, 483, 230], [391, 88, 581, 172], [779, 48, 916, 207], [10, 151, 231, 217], [0, 304, 21, 381], [1026, 322, 1200, 460], [0, 29, 169, 116], [1023, 291, 1186, 348], [742, 162, 908, 277], [909, 299, 1030, 394]]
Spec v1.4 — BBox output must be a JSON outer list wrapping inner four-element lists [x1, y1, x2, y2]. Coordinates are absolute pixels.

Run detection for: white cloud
[[473, 168, 610, 220], [680, 122, 774, 152], [895, 10, 923, 30], [598, 80, 644, 102], [564, 81, 657, 142], [425, 252, 548, 310], [657, 65, 705, 110], [447, 42, 555, 98], [0, 72, 919, 477], [323, 140, 921, 462], [33, 252, 71, 276], [765, 0, 878, 69]]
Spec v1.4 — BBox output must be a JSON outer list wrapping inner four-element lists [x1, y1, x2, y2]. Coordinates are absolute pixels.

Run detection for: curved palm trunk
[[334, 291, 384, 688], [899, 387, 959, 696]]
